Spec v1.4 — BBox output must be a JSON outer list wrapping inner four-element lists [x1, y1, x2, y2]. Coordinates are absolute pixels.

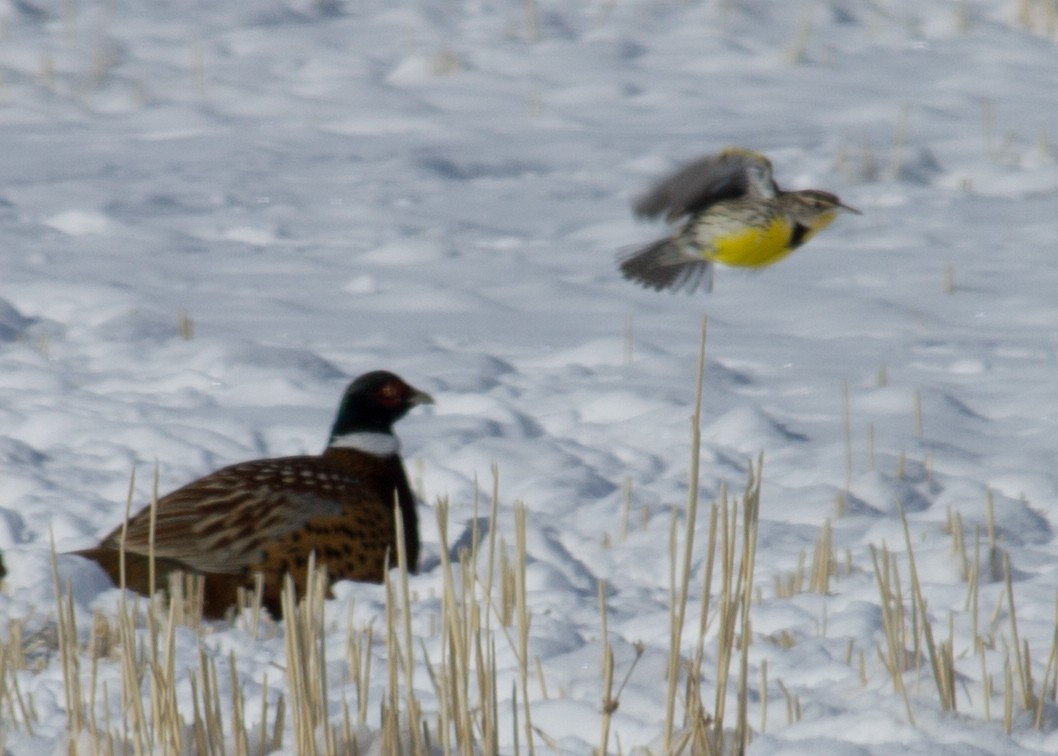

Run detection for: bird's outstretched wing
[[633, 147, 779, 222]]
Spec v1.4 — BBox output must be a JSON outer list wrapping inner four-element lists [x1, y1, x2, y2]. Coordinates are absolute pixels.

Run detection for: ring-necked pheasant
[[71, 370, 433, 619]]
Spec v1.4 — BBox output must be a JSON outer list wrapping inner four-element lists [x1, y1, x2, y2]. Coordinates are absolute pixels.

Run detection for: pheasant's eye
[[377, 382, 404, 407]]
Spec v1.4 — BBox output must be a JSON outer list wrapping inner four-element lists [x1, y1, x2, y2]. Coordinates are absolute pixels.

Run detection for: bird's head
[[328, 371, 434, 444], [786, 189, 861, 238]]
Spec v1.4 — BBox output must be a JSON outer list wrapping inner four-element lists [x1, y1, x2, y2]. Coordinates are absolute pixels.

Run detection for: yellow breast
[[706, 216, 795, 268]]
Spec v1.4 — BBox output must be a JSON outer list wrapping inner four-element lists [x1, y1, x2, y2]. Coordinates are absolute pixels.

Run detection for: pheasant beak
[[408, 388, 435, 407]]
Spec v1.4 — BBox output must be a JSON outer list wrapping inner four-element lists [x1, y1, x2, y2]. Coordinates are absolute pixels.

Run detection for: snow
[[2, 0, 1058, 752]]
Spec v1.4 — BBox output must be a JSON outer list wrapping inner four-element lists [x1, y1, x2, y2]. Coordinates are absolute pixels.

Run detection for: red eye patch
[[377, 382, 405, 407]]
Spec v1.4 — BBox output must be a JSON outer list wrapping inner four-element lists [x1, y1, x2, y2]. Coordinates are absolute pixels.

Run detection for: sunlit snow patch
[[44, 210, 109, 236]]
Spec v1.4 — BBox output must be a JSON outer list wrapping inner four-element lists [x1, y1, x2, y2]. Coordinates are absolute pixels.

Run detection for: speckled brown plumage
[[72, 370, 433, 619]]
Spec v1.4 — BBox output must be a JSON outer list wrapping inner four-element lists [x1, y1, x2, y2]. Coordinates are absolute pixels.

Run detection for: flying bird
[[618, 147, 860, 293]]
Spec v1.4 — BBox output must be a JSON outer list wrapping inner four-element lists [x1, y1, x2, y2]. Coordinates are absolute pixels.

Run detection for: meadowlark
[[618, 147, 860, 293]]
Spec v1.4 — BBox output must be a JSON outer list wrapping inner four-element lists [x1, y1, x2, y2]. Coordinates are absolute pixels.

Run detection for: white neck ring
[[329, 431, 400, 456]]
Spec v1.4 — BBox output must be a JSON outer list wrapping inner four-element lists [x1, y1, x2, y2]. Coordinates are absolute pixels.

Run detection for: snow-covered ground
[[2, 0, 1058, 752]]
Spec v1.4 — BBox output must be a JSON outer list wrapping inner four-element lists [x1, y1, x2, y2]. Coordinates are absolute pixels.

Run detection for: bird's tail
[[617, 238, 714, 293], [71, 547, 243, 619]]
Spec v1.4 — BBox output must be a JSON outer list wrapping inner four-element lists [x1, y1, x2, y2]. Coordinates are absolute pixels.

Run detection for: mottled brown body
[[74, 448, 419, 618]]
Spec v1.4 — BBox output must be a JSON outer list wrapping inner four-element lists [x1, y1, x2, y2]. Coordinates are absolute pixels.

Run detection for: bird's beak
[[408, 388, 435, 407], [838, 201, 862, 215]]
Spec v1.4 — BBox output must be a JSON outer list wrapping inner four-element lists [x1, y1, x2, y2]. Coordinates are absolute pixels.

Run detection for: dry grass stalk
[[870, 543, 916, 724], [810, 520, 835, 594], [732, 459, 762, 750], [346, 621, 373, 727], [282, 553, 331, 755], [1003, 553, 1033, 712], [393, 499, 425, 754], [775, 678, 800, 725], [947, 508, 968, 579], [1004, 658, 1014, 734], [619, 476, 632, 542], [514, 503, 536, 754], [759, 660, 768, 734], [663, 318, 708, 751], [179, 312, 194, 341], [432, 495, 492, 755], [598, 579, 615, 755], [980, 644, 993, 722], [1035, 597, 1058, 728], [896, 505, 955, 712]]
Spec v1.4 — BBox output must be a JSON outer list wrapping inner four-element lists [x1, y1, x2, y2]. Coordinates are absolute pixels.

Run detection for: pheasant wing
[[100, 458, 350, 575]]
